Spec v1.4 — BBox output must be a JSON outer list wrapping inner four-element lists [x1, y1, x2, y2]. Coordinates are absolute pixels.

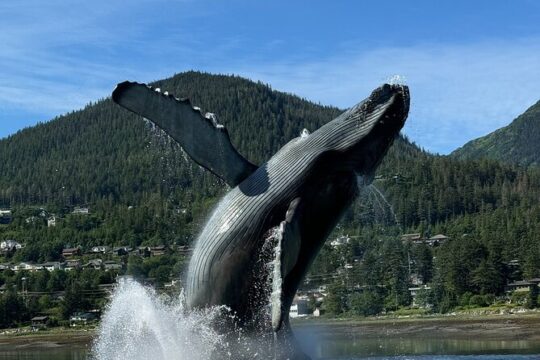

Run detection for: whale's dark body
[[112, 81, 409, 359]]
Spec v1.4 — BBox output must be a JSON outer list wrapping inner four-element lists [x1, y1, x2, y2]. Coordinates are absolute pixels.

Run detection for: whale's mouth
[[365, 83, 410, 132], [340, 83, 410, 177], [371, 84, 409, 138]]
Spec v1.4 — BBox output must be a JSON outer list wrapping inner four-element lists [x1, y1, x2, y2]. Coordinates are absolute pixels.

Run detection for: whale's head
[[318, 83, 410, 181]]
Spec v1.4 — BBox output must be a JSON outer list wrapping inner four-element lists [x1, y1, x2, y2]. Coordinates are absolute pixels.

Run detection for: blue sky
[[2, 0, 540, 154]]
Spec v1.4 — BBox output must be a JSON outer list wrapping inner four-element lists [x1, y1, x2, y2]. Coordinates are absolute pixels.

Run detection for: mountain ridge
[[451, 99, 540, 167]]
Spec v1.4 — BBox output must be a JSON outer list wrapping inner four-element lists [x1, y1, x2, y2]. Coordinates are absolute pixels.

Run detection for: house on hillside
[[177, 245, 193, 256], [84, 259, 103, 270], [112, 247, 131, 256], [330, 235, 350, 247], [401, 233, 422, 243], [65, 259, 82, 271], [13, 262, 40, 272], [289, 298, 310, 318], [70, 312, 96, 327], [62, 247, 81, 258], [150, 245, 168, 256], [31, 316, 49, 331], [42, 262, 64, 272], [47, 216, 57, 227], [91, 246, 110, 254], [72, 207, 89, 215], [103, 261, 122, 271], [0, 240, 23, 252], [505, 280, 536, 293], [137, 246, 151, 257], [0, 210, 12, 224], [426, 234, 450, 246]]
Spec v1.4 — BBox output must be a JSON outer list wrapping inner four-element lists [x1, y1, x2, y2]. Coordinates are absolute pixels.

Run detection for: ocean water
[[295, 325, 540, 360], [356, 357, 540, 360], [1, 337, 539, 360], [0, 348, 539, 360]]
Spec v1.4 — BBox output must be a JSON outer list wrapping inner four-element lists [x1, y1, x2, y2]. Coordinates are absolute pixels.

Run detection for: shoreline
[[1, 313, 539, 350], [0, 330, 95, 349], [293, 312, 540, 341]]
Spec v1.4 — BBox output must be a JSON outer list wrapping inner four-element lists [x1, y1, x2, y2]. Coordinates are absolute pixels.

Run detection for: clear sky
[[2, 0, 540, 154]]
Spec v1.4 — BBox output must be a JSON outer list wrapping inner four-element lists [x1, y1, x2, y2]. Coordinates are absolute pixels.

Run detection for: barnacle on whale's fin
[[112, 81, 258, 187]]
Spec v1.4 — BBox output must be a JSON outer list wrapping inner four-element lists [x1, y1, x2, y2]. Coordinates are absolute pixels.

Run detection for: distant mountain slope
[[0, 71, 343, 207], [451, 100, 540, 167], [1, 70, 539, 239]]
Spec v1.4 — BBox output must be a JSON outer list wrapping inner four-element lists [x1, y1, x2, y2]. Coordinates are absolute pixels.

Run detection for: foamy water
[[92, 279, 230, 360]]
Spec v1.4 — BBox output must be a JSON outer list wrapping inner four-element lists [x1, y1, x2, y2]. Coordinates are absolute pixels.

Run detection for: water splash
[[356, 173, 400, 227], [250, 225, 285, 329], [387, 74, 407, 86], [269, 224, 284, 331], [300, 128, 310, 139], [92, 278, 230, 360], [369, 184, 400, 226]]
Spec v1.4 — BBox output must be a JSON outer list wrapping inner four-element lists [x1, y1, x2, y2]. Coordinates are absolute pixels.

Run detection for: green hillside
[[451, 100, 540, 167], [0, 71, 342, 207]]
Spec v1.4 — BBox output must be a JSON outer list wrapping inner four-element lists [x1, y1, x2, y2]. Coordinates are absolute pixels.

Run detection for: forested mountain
[[451, 100, 540, 167], [1, 71, 539, 316], [0, 72, 342, 207]]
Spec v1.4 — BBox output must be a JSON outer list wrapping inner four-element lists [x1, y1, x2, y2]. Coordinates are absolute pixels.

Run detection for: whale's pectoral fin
[[272, 198, 302, 332], [112, 81, 258, 187], [282, 198, 302, 276]]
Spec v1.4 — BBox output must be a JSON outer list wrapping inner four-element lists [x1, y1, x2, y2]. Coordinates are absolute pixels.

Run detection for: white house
[[65, 259, 82, 271], [91, 246, 110, 254], [42, 262, 64, 272], [47, 216, 57, 227], [103, 261, 122, 271], [330, 235, 350, 247], [13, 262, 40, 272], [1, 240, 23, 251], [72, 207, 89, 215], [289, 298, 310, 318], [84, 259, 103, 270]]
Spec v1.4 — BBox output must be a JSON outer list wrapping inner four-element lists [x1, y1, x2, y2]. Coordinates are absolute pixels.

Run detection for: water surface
[[1, 335, 539, 359]]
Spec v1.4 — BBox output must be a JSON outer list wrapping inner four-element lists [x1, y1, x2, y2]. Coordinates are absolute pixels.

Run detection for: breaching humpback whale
[[112, 81, 409, 359]]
